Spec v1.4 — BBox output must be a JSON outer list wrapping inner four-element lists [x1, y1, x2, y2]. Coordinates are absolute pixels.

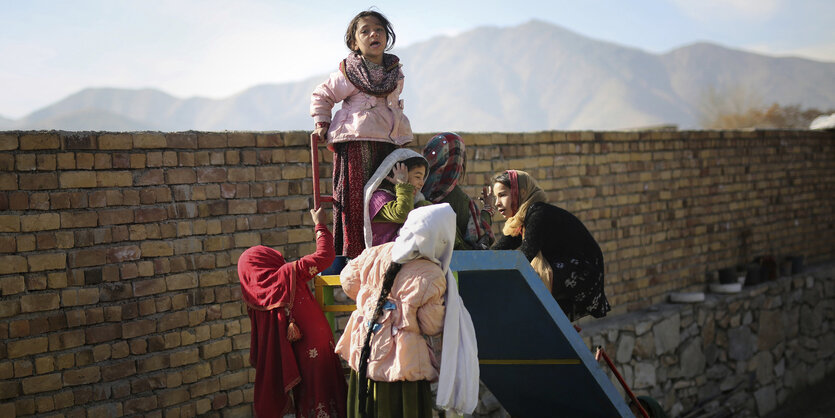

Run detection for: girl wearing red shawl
[[421, 132, 494, 250], [238, 207, 348, 418]]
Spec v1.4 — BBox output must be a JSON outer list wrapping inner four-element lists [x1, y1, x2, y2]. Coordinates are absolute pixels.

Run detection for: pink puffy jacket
[[335, 242, 446, 382], [310, 68, 413, 151]]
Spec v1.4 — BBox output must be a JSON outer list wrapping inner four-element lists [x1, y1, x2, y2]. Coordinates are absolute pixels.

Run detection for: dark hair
[[345, 9, 396, 53], [380, 156, 428, 191], [358, 261, 403, 410], [491, 170, 511, 189]]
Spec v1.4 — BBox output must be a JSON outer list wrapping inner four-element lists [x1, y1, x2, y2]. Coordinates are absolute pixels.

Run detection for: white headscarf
[[391, 204, 480, 414], [363, 148, 427, 249]]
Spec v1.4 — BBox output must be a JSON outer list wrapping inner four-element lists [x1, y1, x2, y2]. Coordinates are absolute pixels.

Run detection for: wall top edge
[[1, 129, 833, 135]]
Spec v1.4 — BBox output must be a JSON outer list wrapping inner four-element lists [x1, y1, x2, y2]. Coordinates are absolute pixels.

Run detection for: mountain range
[[3, 20, 835, 132]]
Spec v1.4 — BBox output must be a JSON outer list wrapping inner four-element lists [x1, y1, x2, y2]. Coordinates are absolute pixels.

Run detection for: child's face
[[352, 16, 387, 63], [493, 182, 514, 219], [407, 166, 426, 191]]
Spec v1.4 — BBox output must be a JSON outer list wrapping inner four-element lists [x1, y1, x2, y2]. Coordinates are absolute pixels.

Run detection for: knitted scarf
[[340, 52, 401, 97]]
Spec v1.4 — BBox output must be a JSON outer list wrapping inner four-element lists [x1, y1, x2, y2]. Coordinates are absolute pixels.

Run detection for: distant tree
[[698, 85, 833, 129]]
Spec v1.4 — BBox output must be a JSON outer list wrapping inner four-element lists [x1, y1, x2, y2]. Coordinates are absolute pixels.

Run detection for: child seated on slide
[[363, 148, 432, 248]]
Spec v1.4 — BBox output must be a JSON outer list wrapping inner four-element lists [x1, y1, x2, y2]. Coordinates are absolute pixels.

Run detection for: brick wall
[[0, 129, 833, 416]]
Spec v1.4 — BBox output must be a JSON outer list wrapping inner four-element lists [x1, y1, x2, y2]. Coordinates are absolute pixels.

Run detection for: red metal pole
[[595, 346, 650, 418], [310, 133, 333, 210], [310, 133, 321, 209]]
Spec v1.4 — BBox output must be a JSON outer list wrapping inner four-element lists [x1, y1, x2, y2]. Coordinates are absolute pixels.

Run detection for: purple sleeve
[[368, 190, 395, 220]]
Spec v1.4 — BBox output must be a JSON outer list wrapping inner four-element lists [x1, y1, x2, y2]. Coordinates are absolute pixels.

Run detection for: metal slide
[[310, 133, 632, 416], [451, 250, 633, 417]]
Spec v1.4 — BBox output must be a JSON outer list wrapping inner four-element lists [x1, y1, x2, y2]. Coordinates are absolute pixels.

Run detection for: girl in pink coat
[[336, 204, 466, 417], [311, 9, 413, 259]]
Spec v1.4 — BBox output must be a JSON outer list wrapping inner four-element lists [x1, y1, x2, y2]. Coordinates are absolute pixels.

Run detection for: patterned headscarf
[[501, 170, 547, 238], [423, 133, 494, 249], [422, 132, 466, 203]]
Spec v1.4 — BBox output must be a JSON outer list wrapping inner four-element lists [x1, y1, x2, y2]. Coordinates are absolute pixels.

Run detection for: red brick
[[69, 248, 106, 268], [167, 168, 196, 184], [158, 311, 189, 332], [195, 132, 226, 148], [133, 133, 166, 149], [20, 133, 59, 150], [99, 282, 133, 302], [159, 388, 190, 408], [35, 233, 56, 250], [98, 134, 132, 150], [60, 212, 98, 228], [254, 132, 282, 148], [106, 245, 140, 263], [19, 173, 58, 190], [122, 394, 158, 414], [96, 171, 132, 187], [135, 207, 168, 223], [226, 132, 255, 147], [61, 134, 94, 150], [21, 373, 62, 394], [0, 173, 17, 191], [0, 255, 26, 275], [94, 153, 111, 169], [48, 330, 85, 351], [63, 366, 100, 386], [7, 336, 48, 358], [20, 293, 59, 313], [166, 272, 198, 290], [86, 403, 123, 417], [7, 192, 27, 210], [99, 208, 134, 225], [136, 169, 164, 185], [167, 133, 197, 149], [169, 347, 200, 368], [0, 133, 18, 150], [137, 354, 169, 373], [257, 199, 284, 213], [20, 213, 60, 232], [189, 377, 220, 398], [113, 152, 130, 168], [122, 319, 156, 339], [197, 167, 227, 183], [60, 288, 100, 307], [219, 370, 248, 390], [59, 171, 97, 188], [140, 241, 173, 257], [0, 276, 24, 295], [131, 373, 166, 393], [101, 360, 136, 382], [133, 278, 166, 297], [27, 253, 67, 272], [228, 200, 257, 215], [0, 381, 18, 400], [200, 339, 232, 359], [85, 323, 121, 344]]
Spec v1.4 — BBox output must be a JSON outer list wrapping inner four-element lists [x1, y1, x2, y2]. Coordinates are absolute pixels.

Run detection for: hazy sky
[[2, 0, 834, 119]]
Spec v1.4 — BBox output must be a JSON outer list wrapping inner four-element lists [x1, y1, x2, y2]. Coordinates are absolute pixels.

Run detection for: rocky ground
[[764, 373, 835, 418]]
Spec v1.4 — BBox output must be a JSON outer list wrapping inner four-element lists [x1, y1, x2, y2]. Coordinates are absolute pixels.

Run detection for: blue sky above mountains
[[1, 0, 833, 119]]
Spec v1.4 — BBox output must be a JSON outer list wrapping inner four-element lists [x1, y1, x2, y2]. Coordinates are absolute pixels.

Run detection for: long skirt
[[243, 252, 348, 417], [346, 370, 434, 418], [551, 256, 611, 322], [332, 141, 397, 258]]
